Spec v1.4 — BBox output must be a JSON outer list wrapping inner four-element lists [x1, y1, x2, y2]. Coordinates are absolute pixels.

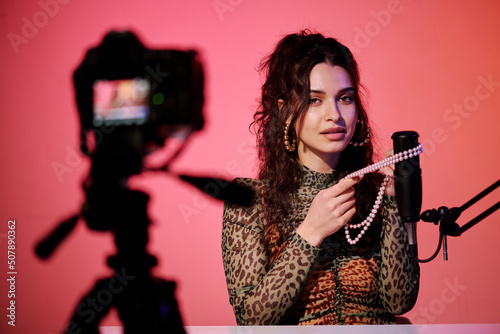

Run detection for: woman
[[221, 30, 419, 325]]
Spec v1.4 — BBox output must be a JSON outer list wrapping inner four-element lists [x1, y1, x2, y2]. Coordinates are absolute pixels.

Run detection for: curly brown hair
[[252, 30, 381, 251]]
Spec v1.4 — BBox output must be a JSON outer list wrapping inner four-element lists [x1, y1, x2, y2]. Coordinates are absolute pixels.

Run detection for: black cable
[[417, 227, 444, 263]]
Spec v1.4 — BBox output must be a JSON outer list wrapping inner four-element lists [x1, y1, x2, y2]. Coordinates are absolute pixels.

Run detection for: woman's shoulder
[[226, 177, 266, 207], [223, 177, 266, 232], [231, 177, 265, 189]]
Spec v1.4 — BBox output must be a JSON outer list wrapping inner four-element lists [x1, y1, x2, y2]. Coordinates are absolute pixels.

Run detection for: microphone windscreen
[[391, 131, 422, 223]]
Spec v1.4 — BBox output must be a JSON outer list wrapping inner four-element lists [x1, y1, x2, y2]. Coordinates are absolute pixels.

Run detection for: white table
[[100, 324, 500, 334]]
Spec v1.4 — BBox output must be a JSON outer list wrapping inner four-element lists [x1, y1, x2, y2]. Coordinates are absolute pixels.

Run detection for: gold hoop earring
[[283, 123, 296, 152], [349, 119, 371, 146]]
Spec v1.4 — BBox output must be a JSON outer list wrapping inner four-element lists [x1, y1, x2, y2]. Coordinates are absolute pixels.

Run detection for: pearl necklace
[[343, 144, 423, 245]]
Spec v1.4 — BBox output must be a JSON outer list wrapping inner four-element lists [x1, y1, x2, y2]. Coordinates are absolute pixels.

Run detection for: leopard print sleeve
[[222, 178, 320, 325], [378, 195, 420, 314]]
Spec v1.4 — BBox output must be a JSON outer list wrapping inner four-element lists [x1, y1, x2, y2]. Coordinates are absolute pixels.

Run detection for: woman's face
[[293, 63, 357, 172]]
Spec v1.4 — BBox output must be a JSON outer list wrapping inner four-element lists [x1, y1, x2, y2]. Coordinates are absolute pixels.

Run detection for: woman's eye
[[338, 95, 354, 104], [309, 97, 321, 104]]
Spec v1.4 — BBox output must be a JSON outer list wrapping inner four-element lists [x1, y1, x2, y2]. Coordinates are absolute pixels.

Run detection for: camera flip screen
[[92, 78, 150, 126]]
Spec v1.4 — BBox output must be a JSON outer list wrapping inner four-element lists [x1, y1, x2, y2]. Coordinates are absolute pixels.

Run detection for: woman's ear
[[278, 99, 284, 112]]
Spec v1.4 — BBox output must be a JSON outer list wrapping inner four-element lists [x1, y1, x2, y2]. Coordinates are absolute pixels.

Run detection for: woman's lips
[[321, 128, 346, 140]]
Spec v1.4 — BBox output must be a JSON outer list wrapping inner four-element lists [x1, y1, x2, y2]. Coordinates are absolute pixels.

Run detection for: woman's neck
[[298, 152, 340, 174]]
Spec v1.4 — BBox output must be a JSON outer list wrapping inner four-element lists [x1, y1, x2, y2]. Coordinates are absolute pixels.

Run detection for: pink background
[[1, 0, 500, 332]]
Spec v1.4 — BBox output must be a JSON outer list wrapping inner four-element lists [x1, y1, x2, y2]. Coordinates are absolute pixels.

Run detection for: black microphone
[[391, 131, 422, 259]]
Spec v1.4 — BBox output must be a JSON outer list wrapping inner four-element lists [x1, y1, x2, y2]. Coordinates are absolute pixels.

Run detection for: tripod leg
[[64, 279, 114, 334], [114, 277, 185, 334]]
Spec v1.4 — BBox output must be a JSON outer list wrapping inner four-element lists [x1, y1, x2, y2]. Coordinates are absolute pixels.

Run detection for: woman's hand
[[297, 177, 362, 247], [379, 149, 395, 196]]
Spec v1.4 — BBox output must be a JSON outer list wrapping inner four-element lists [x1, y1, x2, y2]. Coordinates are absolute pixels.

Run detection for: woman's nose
[[324, 100, 342, 122]]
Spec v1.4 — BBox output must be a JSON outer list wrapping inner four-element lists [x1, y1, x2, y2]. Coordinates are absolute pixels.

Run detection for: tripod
[[36, 131, 185, 333]]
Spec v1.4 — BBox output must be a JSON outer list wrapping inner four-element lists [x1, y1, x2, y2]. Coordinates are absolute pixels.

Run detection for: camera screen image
[[92, 78, 150, 126]]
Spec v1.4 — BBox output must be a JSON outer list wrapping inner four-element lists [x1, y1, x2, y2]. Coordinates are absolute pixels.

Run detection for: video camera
[[74, 30, 204, 166]]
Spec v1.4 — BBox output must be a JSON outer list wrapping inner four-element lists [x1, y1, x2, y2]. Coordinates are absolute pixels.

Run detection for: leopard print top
[[222, 166, 420, 325]]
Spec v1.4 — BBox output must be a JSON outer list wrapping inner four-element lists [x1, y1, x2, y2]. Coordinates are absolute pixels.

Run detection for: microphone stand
[[418, 178, 500, 262]]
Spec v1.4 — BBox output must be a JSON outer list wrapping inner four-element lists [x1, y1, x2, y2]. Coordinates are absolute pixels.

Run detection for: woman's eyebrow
[[309, 89, 325, 94], [309, 87, 354, 94], [338, 87, 355, 94]]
